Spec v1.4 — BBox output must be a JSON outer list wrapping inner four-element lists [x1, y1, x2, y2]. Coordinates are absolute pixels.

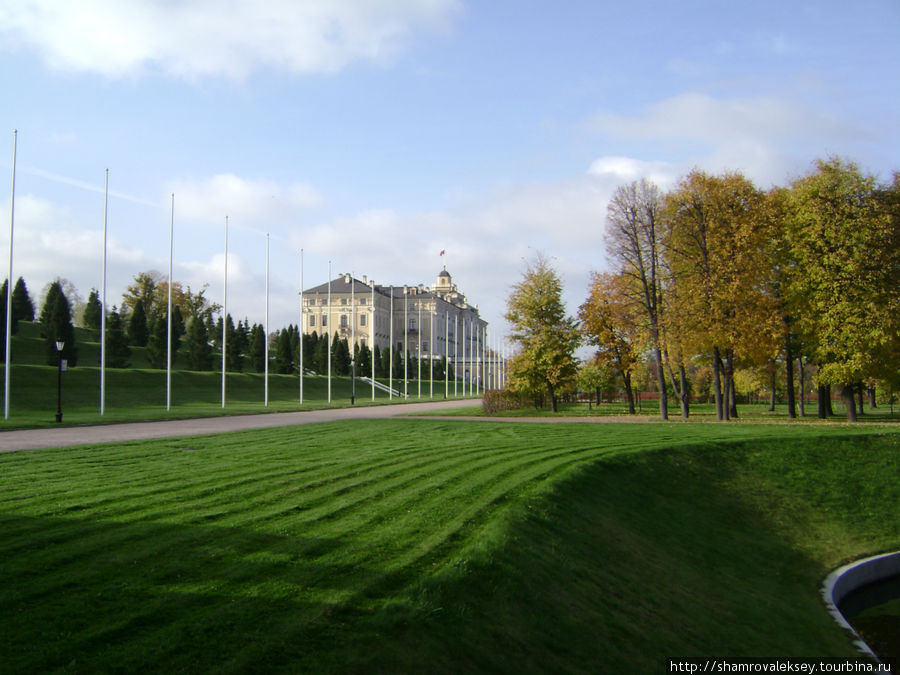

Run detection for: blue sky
[[1, 0, 898, 344]]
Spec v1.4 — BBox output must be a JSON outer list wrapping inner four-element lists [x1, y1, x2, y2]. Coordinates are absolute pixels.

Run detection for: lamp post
[[55, 340, 64, 423]]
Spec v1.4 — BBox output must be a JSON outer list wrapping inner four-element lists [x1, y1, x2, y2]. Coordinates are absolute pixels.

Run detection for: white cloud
[[589, 93, 866, 186], [0, 0, 462, 79], [168, 174, 321, 226]]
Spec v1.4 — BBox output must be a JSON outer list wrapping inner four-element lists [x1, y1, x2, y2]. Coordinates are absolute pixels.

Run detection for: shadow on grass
[[341, 438, 893, 673]]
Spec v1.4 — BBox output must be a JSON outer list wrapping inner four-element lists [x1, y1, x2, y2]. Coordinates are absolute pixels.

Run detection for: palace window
[[360, 314, 367, 327], [309, 315, 316, 327]]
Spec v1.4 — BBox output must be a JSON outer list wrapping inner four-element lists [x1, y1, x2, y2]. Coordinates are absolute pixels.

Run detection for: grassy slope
[[1, 421, 897, 672]]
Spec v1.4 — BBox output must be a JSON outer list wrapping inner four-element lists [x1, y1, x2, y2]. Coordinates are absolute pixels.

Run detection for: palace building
[[301, 268, 489, 381]]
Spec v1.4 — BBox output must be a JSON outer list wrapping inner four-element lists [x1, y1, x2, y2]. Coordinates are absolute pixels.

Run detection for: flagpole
[[403, 288, 408, 399], [327, 261, 331, 403], [445, 311, 449, 399], [429, 303, 434, 398], [389, 286, 393, 400], [222, 216, 228, 408], [5, 129, 17, 420], [100, 169, 109, 415], [264, 233, 269, 407], [351, 270, 356, 405], [417, 298, 421, 399], [371, 279, 375, 401], [454, 314, 458, 398], [299, 248, 303, 405], [166, 193, 173, 410]]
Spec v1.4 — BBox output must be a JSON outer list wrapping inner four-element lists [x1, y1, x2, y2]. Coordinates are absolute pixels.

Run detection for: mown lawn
[[0, 421, 897, 672]]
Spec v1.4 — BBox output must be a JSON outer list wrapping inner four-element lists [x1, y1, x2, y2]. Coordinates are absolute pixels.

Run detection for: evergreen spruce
[[83, 289, 102, 333], [249, 323, 266, 373], [128, 301, 149, 346], [186, 314, 213, 371], [41, 280, 78, 367], [11, 277, 35, 322], [146, 314, 167, 369], [275, 328, 293, 374], [105, 306, 131, 368]]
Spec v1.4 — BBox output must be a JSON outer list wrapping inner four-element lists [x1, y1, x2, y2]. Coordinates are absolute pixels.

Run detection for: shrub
[[482, 389, 529, 414]]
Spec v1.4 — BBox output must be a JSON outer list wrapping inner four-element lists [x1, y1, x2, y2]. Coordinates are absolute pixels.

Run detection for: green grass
[[1, 321, 473, 429], [1, 421, 897, 672]]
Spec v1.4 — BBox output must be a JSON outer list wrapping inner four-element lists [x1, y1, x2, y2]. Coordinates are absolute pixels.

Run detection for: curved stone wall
[[821, 551, 900, 663]]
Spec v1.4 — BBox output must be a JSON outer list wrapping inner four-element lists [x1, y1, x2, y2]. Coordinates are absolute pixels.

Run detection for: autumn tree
[[785, 158, 900, 422], [663, 170, 780, 420], [604, 179, 671, 419], [578, 271, 638, 413], [505, 255, 580, 412]]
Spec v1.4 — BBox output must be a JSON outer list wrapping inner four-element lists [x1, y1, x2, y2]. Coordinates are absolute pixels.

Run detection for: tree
[[785, 158, 900, 421], [83, 288, 102, 333], [663, 170, 780, 420], [11, 277, 35, 322], [146, 314, 167, 369], [0, 280, 16, 355], [604, 179, 671, 418], [578, 271, 638, 413], [275, 327, 294, 374], [505, 255, 580, 412], [128, 300, 149, 346], [249, 323, 266, 373], [186, 313, 213, 371], [122, 271, 221, 328], [577, 360, 620, 405], [333, 333, 351, 376], [225, 315, 245, 372], [105, 306, 131, 368], [40, 280, 78, 367]]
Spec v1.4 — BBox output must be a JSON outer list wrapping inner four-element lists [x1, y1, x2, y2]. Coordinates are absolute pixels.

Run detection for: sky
[[1, 0, 898, 348]]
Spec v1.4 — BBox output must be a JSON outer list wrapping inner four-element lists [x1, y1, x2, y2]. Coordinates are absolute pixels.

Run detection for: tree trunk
[[841, 385, 857, 422], [769, 365, 776, 412], [867, 387, 877, 409], [548, 381, 557, 413], [817, 382, 830, 418], [679, 364, 690, 418], [785, 342, 796, 419], [723, 350, 736, 420], [654, 347, 668, 421], [623, 373, 635, 414], [797, 358, 806, 417], [856, 384, 865, 417], [713, 346, 724, 421]]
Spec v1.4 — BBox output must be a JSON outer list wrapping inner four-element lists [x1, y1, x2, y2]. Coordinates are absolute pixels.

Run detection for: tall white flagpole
[[100, 169, 109, 415], [327, 261, 331, 402], [299, 249, 303, 405], [222, 216, 228, 408], [166, 193, 173, 411], [264, 233, 269, 407], [351, 270, 355, 404], [429, 304, 434, 398], [445, 311, 449, 399], [454, 314, 458, 397], [403, 289, 408, 399], [417, 299, 421, 399], [388, 286, 393, 399], [462, 319, 467, 395], [5, 129, 17, 420], [371, 279, 375, 401]]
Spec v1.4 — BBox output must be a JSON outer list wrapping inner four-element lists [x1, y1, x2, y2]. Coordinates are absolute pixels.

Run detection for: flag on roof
[[439, 249, 445, 256]]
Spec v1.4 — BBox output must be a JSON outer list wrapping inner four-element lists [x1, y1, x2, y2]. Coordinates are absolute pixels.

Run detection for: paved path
[[0, 399, 479, 453]]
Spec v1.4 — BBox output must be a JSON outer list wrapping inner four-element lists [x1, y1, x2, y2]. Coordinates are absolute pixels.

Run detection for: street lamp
[[55, 340, 64, 423]]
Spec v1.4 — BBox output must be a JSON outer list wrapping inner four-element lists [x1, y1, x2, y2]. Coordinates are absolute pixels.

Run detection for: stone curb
[[821, 550, 900, 663]]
